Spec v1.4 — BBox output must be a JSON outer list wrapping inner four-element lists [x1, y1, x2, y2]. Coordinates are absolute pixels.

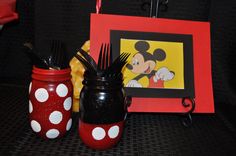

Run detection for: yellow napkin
[[70, 40, 90, 112]]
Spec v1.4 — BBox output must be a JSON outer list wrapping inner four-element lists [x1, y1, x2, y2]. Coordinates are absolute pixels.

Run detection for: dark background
[[0, 0, 236, 125]]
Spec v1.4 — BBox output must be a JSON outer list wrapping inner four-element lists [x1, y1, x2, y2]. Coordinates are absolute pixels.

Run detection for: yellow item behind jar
[[70, 40, 90, 112]]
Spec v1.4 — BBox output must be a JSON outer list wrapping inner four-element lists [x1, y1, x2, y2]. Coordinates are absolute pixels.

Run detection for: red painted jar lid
[[32, 66, 71, 82]]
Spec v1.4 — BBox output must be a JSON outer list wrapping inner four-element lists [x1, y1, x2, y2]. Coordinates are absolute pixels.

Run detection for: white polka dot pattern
[[49, 111, 63, 124], [66, 118, 72, 131], [63, 97, 72, 111], [46, 129, 60, 139], [92, 127, 106, 140], [29, 100, 33, 113], [56, 84, 68, 97], [35, 88, 49, 102], [108, 125, 119, 139], [31, 120, 41, 132]]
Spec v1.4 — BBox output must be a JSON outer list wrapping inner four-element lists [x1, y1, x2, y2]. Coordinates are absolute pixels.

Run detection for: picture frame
[[90, 13, 214, 113], [110, 30, 195, 98]]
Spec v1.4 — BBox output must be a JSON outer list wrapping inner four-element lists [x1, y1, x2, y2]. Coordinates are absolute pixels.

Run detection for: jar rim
[[33, 66, 71, 75], [83, 71, 123, 81], [32, 66, 71, 82]]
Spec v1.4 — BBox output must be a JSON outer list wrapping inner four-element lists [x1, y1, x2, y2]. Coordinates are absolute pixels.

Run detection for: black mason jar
[[78, 71, 130, 150]]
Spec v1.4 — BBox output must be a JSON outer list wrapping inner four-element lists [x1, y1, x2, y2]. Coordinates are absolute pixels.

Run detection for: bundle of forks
[[25, 40, 68, 70], [75, 44, 130, 79]]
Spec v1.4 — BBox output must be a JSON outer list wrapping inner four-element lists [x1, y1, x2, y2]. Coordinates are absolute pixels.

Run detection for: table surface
[[0, 84, 236, 156]]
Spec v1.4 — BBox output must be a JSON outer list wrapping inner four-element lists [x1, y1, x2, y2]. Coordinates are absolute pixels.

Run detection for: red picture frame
[[90, 13, 214, 113]]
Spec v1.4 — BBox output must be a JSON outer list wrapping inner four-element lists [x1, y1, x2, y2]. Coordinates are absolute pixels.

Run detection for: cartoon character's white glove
[[126, 80, 142, 88], [154, 67, 174, 82]]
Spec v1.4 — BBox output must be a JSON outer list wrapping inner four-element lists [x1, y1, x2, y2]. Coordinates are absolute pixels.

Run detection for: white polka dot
[[29, 82, 32, 93], [66, 118, 72, 131], [108, 125, 119, 139], [56, 84, 68, 97], [46, 129, 60, 139], [49, 111, 63, 124], [63, 97, 72, 111], [92, 127, 106, 140], [35, 88, 49, 102], [29, 100, 33, 113], [31, 120, 41, 132]]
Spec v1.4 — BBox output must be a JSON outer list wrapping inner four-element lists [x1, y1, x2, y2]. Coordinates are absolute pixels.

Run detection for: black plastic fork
[[97, 44, 112, 71], [50, 40, 66, 69], [105, 53, 130, 77]]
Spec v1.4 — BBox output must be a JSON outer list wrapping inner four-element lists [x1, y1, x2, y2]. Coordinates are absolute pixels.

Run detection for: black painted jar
[[78, 72, 129, 150]]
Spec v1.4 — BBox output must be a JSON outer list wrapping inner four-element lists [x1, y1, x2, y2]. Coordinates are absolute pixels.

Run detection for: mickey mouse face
[[130, 53, 156, 74], [126, 41, 166, 75]]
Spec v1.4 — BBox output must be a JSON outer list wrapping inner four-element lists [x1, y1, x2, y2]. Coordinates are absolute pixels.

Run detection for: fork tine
[[75, 54, 96, 73], [98, 43, 103, 70], [115, 53, 130, 71], [106, 52, 125, 72], [105, 43, 109, 69], [54, 40, 58, 66], [55, 40, 59, 66], [113, 53, 125, 64], [120, 53, 130, 67], [57, 40, 63, 67], [109, 44, 112, 66], [50, 40, 55, 67], [122, 53, 130, 62], [104, 49, 112, 75], [75, 54, 88, 71], [78, 48, 97, 69], [52, 40, 59, 68], [118, 53, 126, 63], [102, 44, 107, 70]]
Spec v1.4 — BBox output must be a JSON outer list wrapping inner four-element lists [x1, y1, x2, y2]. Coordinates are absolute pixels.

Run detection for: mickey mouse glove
[[126, 80, 142, 88], [154, 67, 175, 82]]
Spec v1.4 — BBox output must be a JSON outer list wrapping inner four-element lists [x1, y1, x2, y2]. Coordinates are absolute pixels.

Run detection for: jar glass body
[[78, 77, 127, 150], [29, 67, 73, 139]]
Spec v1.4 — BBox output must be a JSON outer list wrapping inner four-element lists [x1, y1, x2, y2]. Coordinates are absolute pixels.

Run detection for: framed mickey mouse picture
[[110, 30, 194, 98], [90, 13, 214, 113]]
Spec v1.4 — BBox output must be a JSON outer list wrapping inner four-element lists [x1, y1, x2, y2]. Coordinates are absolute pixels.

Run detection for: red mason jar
[[29, 67, 73, 139]]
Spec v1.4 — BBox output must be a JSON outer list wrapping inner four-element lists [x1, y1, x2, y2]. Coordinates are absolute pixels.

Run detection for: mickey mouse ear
[[153, 48, 166, 61], [135, 41, 150, 52]]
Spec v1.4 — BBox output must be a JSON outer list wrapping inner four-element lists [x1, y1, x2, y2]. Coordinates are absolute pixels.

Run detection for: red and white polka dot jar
[[29, 67, 73, 139]]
